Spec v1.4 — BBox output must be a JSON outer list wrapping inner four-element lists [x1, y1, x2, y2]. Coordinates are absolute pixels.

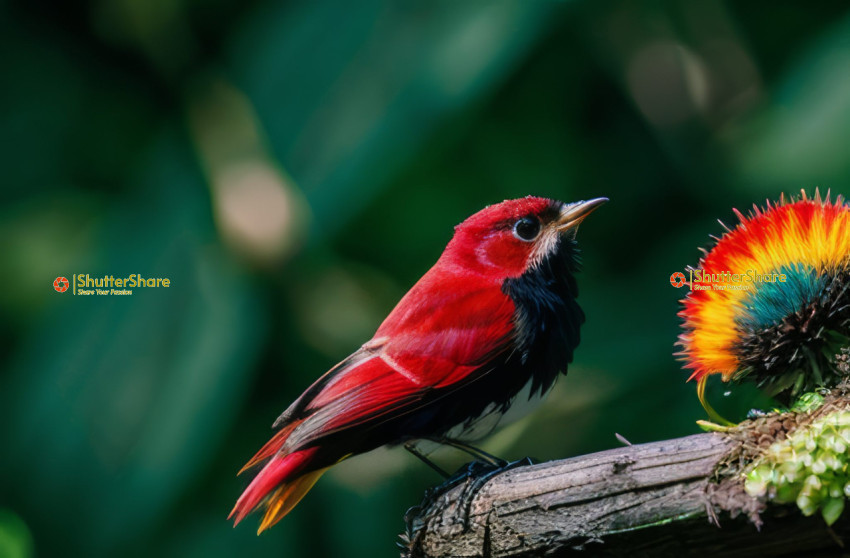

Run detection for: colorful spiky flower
[[678, 190, 850, 416]]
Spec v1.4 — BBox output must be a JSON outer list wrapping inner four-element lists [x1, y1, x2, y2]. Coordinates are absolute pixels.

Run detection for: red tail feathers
[[230, 420, 327, 533], [237, 421, 299, 475], [229, 447, 325, 533]]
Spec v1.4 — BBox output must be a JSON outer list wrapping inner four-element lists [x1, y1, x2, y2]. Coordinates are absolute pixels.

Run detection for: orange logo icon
[[670, 272, 686, 288], [54, 276, 70, 293]]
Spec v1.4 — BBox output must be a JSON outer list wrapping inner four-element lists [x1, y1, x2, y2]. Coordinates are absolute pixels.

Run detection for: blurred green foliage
[[0, 1, 848, 557]]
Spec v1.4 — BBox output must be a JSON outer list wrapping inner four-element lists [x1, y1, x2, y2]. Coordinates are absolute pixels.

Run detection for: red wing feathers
[[375, 277, 516, 385], [271, 346, 384, 429], [276, 279, 516, 443], [283, 356, 427, 450], [287, 282, 516, 443]]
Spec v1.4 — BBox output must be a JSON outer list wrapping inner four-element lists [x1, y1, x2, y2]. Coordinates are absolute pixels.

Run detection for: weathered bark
[[402, 406, 850, 557]]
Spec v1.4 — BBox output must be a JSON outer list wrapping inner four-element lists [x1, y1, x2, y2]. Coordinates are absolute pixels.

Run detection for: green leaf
[[821, 497, 845, 526]]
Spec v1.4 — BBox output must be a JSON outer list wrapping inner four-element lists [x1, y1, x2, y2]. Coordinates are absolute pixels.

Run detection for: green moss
[[744, 410, 850, 525]]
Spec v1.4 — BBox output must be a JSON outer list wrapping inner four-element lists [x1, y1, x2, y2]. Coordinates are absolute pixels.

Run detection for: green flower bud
[[805, 474, 822, 491]]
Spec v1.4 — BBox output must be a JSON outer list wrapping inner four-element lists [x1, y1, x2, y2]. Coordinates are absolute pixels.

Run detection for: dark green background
[[1, 1, 848, 557]]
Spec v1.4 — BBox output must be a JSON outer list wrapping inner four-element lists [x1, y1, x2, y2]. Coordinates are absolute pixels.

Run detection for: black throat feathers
[[502, 236, 585, 397]]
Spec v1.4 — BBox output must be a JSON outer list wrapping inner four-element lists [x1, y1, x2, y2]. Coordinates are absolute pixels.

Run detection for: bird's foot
[[403, 461, 482, 526], [404, 457, 536, 538], [411, 457, 537, 533], [453, 457, 535, 529]]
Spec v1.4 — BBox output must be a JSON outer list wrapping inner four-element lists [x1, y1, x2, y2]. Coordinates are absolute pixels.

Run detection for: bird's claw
[[452, 457, 536, 530], [404, 457, 536, 539]]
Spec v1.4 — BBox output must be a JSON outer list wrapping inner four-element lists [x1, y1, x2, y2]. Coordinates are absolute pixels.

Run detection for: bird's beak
[[556, 197, 608, 232]]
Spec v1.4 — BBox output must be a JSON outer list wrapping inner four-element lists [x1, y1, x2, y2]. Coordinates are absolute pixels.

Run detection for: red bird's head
[[443, 196, 608, 278]]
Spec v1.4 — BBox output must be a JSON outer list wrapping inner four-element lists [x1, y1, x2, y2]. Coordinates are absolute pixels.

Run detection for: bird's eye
[[512, 217, 541, 241]]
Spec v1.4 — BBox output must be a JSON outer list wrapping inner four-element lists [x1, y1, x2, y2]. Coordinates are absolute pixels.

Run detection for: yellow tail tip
[[236, 468, 329, 535]]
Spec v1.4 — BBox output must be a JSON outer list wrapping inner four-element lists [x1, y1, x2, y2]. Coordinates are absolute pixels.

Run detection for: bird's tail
[[229, 421, 328, 533]]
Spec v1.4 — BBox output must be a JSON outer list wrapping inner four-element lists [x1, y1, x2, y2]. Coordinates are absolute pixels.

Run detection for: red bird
[[230, 196, 606, 532]]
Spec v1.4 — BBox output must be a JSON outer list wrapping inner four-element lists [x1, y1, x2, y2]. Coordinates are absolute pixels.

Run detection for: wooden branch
[[402, 399, 850, 557]]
